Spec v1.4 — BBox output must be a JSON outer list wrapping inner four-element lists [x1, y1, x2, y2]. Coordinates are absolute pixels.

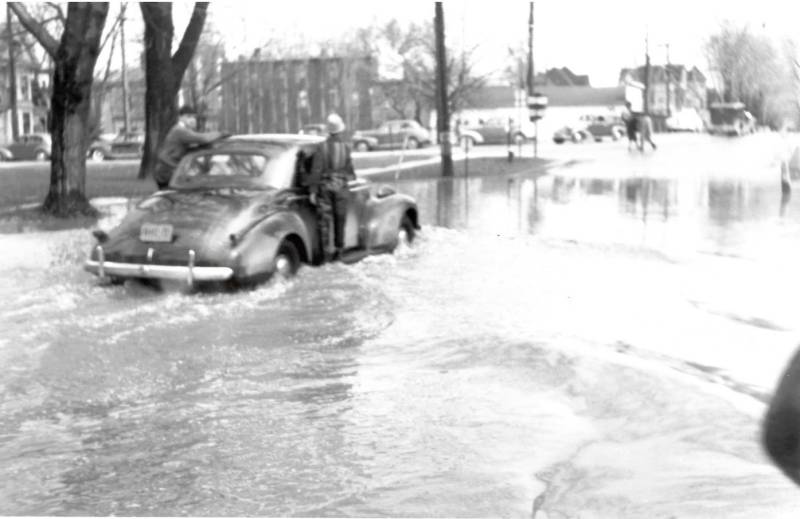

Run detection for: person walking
[[318, 113, 356, 260], [153, 105, 225, 189], [638, 113, 657, 151], [621, 101, 639, 151]]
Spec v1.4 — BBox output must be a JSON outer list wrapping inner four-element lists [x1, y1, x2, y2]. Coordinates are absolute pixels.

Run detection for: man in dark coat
[[316, 113, 356, 259], [153, 105, 225, 189]]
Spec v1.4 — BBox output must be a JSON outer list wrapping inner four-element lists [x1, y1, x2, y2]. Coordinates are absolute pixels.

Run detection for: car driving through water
[[84, 134, 420, 289]]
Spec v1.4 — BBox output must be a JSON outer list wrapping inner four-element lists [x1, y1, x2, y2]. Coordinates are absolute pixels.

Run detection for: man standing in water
[[153, 105, 225, 190], [316, 113, 356, 260]]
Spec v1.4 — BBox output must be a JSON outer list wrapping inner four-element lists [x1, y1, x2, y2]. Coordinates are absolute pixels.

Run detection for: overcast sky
[[199, 0, 800, 87], [101, 0, 800, 89]]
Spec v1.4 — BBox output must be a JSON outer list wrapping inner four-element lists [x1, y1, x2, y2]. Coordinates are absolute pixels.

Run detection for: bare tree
[[705, 21, 787, 126], [9, 2, 109, 216], [181, 20, 230, 131], [138, 2, 208, 180]]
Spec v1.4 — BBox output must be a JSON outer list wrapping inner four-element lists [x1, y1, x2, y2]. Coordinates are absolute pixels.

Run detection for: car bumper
[[84, 247, 233, 283]]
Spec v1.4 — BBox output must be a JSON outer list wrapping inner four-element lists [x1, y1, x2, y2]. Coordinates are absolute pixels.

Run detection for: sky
[[8, 1, 798, 90], [198, 0, 800, 88]]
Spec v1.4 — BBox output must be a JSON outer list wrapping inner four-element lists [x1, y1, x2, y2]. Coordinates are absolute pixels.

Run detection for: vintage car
[[457, 117, 535, 146], [88, 132, 144, 161], [552, 126, 589, 144], [83, 134, 420, 289], [0, 132, 51, 161], [298, 123, 379, 152], [351, 119, 431, 151], [579, 114, 625, 141]]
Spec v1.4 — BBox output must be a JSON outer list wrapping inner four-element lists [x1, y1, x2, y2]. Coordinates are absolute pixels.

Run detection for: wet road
[[2, 132, 800, 516]]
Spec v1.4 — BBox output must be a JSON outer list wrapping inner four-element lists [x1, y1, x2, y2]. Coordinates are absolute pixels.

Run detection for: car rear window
[[171, 146, 297, 190]]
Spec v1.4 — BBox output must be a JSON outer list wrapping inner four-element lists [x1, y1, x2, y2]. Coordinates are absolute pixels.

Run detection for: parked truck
[[708, 102, 756, 136]]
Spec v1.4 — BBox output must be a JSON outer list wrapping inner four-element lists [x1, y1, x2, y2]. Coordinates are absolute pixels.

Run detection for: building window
[[20, 77, 30, 102]]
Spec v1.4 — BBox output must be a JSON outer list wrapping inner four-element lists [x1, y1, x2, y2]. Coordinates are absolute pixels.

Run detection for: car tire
[[397, 214, 416, 248], [35, 150, 48, 161], [89, 149, 105, 162], [274, 240, 300, 278], [404, 137, 420, 150], [513, 132, 525, 145], [354, 141, 370, 152]]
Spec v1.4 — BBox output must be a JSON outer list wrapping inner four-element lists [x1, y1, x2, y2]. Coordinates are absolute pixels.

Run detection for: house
[[0, 61, 50, 143]]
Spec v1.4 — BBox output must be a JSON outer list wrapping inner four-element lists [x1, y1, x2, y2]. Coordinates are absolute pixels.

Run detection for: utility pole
[[120, 3, 130, 134], [643, 31, 650, 115], [6, 5, 18, 141], [664, 43, 671, 118], [434, 2, 453, 178], [527, 2, 537, 157]]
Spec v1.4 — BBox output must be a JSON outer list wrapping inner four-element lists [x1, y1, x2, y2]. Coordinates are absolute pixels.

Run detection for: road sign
[[527, 93, 548, 122]]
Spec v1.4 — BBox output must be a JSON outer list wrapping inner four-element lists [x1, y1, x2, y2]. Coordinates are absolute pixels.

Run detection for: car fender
[[459, 129, 485, 144], [0, 148, 13, 160], [234, 210, 312, 278], [363, 193, 418, 249]]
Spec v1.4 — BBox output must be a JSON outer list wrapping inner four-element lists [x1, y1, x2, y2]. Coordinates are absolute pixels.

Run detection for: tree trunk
[[138, 2, 208, 180], [10, 2, 109, 216]]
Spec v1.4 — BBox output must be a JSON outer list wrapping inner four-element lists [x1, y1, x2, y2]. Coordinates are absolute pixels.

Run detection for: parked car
[[666, 109, 705, 132], [579, 114, 625, 141], [457, 117, 535, 146], [83, 134, 420, 289], [552, 126, 590, 144], [708, 102, 756, 136], [352, 119, 431, 151], [88, 132, 144, 161], [298, 123, 326, 136], [0, 132, 51, 161]]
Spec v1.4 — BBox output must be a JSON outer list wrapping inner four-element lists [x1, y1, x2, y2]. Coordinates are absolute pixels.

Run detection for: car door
[[480, 118, 508, 144], [375, 122, 394, 148], [9, 136, 33, 160]]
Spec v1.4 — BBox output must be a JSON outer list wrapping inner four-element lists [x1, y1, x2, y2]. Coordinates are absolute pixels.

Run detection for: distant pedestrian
[[153, 105, 225, 190], [622, 101, 639, 151], [638, 114, 657, 151]]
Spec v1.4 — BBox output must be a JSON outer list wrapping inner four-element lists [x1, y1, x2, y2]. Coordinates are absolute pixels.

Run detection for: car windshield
[[171, 146, 297, 190]]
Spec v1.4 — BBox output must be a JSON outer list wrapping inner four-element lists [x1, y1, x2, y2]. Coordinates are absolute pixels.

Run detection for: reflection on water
[[399, 165, 798, 260]]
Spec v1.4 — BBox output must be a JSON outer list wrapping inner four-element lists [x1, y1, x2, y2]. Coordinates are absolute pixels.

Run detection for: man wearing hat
[[316, 113, 356, 259], [153, 105, 225, 189]]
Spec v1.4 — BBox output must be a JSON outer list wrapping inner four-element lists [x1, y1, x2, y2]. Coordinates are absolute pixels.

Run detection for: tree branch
[[171, 2, 209, 80], [8, 2, 59, 58], [44, 2, 65, 24]]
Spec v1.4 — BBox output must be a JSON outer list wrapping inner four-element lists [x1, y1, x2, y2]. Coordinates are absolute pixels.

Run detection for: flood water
[[1, 133, 800, 517]]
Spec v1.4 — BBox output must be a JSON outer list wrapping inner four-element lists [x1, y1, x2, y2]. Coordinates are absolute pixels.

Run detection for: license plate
[[139, 223, 173, 242]]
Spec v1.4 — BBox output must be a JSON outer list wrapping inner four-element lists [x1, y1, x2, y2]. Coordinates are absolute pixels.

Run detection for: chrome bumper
[[84, 246, 234, 283]]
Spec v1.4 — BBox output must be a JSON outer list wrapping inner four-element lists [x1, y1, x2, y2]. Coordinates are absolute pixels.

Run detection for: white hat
[[326, 113, 346, 134]]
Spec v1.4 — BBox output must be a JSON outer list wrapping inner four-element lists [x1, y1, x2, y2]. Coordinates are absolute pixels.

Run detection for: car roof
[[225, 133, 325, 146]]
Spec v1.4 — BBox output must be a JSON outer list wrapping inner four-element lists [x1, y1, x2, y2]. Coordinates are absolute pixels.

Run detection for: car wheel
[[89, 149, 105, 162], [404, 137, 420, 150], [274, 240, 300, 278], [571, 133, 583, 143], [513, 132, 525, 145], [397, 214, 416, 248], [35, 150, 48, 161], [354, 141, 370, 152]]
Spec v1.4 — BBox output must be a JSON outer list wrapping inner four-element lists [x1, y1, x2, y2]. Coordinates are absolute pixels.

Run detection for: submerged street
[[2, 132, 800, 516]]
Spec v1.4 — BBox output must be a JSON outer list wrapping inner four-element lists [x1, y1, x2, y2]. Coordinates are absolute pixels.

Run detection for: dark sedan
[[84, 134, 420, 289], [88, 132, 144, 161]]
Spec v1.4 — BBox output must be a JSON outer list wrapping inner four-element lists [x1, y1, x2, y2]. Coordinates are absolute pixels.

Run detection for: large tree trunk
[[138, 2, 208, 180], [10, 2, 109, 216]]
